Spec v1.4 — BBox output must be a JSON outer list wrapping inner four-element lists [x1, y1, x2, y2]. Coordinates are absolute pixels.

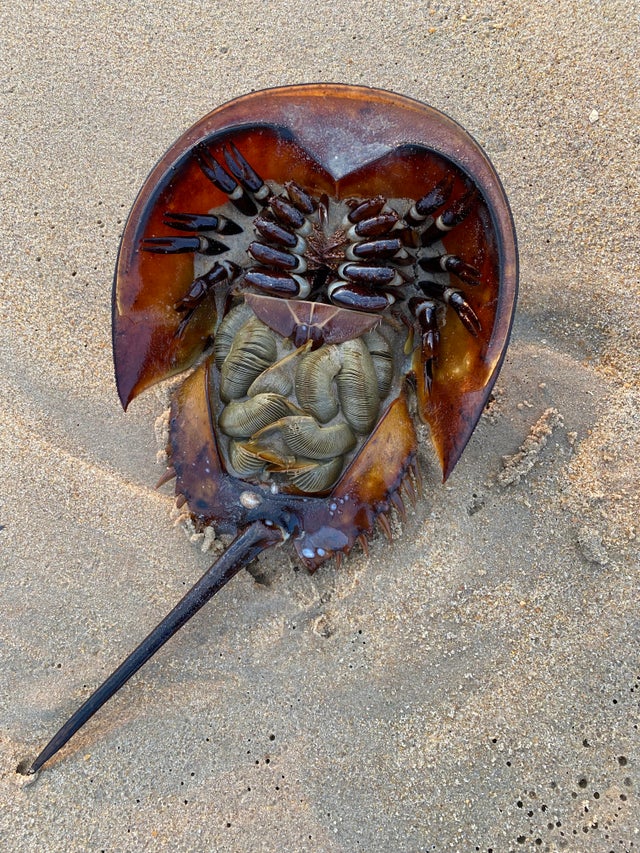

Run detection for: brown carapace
[[24, 84, 517, 774]]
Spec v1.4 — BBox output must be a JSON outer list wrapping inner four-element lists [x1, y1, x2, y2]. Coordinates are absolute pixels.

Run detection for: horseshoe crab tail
[[23, 520, 283, 775]]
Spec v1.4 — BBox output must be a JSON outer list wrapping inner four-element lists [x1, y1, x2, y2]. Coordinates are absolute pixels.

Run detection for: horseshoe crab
[[24, 84, 517, 774]]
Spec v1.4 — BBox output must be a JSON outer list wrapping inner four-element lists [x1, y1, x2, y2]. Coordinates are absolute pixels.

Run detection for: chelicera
[[25, 84, 517, 774]]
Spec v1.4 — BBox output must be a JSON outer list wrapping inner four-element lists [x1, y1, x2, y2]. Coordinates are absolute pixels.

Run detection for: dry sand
[[1, 2, 638, 851]]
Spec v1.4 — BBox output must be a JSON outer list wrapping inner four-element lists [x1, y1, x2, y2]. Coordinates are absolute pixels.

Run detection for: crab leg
[[223, 142, 272, 203], [420, 280, 481, 336], [243, 269, 311, 298], [247, 241, 307, 272], [420, 189, 476, 246], [253, 216, 301, 249], [338, 263, 404, 288], [141, 235, 229, 255], [418, 254, 480, 287], [345, 196, 385, 223], [174, 261, 239, 313], [163, 212, 243, 236], [284, 182, 315, 214], [410, 296, 440, 393], [327, 280, 393, 312], [26, 519, 284, 774], [194, 145, 258, 216], [346, 211, 400, 239], [406, 175, 454, 225]]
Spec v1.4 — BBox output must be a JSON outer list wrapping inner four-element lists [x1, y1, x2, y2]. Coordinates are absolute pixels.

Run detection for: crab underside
[[25, 85, 517, 774]]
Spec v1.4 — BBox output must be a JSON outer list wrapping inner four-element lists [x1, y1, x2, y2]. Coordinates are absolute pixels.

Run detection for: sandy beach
[[1, 2, 638, 850]]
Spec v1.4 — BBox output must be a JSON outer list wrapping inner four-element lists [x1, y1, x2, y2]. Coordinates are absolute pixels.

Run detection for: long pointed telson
[[20, 520, 283, 775]]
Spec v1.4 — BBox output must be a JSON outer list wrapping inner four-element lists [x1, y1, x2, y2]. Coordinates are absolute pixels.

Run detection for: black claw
[[339, 263, 400, 287], [418, 254, 481, 287], [284, 181, 315, 214], [346, 196, 385, 224], [248, 241, 304, 271], [174, 261, 237, 313], [174, 264, 240, 339], [243, 268, 306, 297], [195, 145, 257, 216], [195, 145, 237, 194], [220, 219, 244, 236], [424, 357, 434, 393], [447, 292, 481, 336], [163, 212, 242, 236], [254, 216, 298, 248], [407, 175, 455, 224], [410, 297, 439, 354], [438, 189, 477, 230], [419, 280, 481, 336], [141, 236, 229, 256], [420, 189, 477, 246], [327, 280, 392, 312], [270, 197, 306, 230], [223, 142, 270, 201], [410, 296, 440, 393]]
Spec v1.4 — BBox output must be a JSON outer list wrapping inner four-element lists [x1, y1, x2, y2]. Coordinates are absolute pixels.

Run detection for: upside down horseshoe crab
[[25, 84, 517, 773]]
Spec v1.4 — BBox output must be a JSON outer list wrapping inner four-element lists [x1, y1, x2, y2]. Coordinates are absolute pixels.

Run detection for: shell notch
[[25, 84, 517, 775]]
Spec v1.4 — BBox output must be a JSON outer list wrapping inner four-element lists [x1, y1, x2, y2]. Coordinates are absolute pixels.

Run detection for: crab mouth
[[305, 215, 349, 276]]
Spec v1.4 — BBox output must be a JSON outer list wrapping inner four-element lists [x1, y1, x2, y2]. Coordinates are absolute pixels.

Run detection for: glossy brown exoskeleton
[[25, 84, 517, 773]]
